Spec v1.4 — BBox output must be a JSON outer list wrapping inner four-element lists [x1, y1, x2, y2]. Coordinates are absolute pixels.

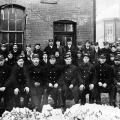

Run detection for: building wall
[[0, 0, 94, 49]]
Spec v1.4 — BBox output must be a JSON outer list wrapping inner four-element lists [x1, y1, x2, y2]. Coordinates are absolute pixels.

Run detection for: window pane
[[66, 24, 73, 32], [16, 33, 22, 43], [54, 35, 73, 46], [9, 20, 15, 31], [16, 9, 24, 19], [4, 8, 8, 19], [2, 33, 8, 43], [9, 8, 15, 20], [16, 20, 23, 31], [9, 33, 15, 44], [54, 24, 65, 32], [1, 20, 8, 30]]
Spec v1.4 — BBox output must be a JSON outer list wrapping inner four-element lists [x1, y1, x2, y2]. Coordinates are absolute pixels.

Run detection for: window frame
[[0, 4, 26, 45], [53, 20, 77, 46]]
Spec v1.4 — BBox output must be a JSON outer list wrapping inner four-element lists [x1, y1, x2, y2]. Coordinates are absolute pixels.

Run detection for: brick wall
[[0, 0, 94, 49]]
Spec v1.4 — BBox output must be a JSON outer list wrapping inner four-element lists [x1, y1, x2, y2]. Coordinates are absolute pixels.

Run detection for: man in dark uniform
[[6, 55, 30, 108], [0, 44, 9, 62], [33, 44, 43, 61], [99, 42, 111, 64], [93, 42, 100, 64], [45, 55, 62, 108], [75, 50, 83, 67], [29, 54, 46, 111], [55, 50, 64, 66], [78, 54, 95, 105], [58, 54, 79, 110], [111, 55, 120, 107], [64, 38, 77, 65], [0, 55, 11, 115], [54, 39, 65, 59], [94, 54, 116, 106], [44, 39, 56, 58], [81, 40, 94, 64], [109, 54, 115, 66], [9, 43, 21, 66]]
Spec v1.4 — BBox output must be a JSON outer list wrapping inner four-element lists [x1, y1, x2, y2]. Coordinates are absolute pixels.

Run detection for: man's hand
[[54, 83, 58, 88], [24, 87, 29, 93], [34, 82, 40, 87], [98, 82, 102, 87], [14, 88, 19, 95], [49, 83, 53, 88], [89, 84, 94, 90], [0, 87, 6, 92], [69, 84, 73, 89], [79, 84, 85, 91], [103, 83, 107, 88]]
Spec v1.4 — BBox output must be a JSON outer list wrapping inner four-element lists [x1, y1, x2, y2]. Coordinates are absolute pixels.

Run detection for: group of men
[[0, 38, 120, 115]]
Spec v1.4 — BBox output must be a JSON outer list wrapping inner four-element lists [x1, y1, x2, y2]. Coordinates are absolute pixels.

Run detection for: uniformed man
[[109, 54, 115, 66], [64, 38, 77, 65], [10, 43, 21, 65], [111, 55, 120, 107], [78, 53, 95, 105], [58, 54, 79, 110], [41, 51, 48, 65], [93, 42, 100, 64], [33, 44, 43, 60], [29, 54, 46, 111], [99, 42, 111, 64], [45, 55, 62, 108], [55, 50, 64, 66], [81, 40, 94, 64], [44, 39, 56, 58], [111, 45, 117, 56], [54, 39, 65, 59], [94, 54, 116, 106], [6, 55, 30, 108], [0, 55, 11, 114], [0, 44, 9, 62], [75, 50, 83, 67]]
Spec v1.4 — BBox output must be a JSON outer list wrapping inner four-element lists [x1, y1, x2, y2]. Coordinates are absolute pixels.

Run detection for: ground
[[48, 93, 120, 108]]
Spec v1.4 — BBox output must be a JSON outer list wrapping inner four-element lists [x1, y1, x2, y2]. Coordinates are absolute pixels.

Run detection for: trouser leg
[[109, 86, 116, 107], [72, 86, 80, 104], [89, 89, 95, 104]]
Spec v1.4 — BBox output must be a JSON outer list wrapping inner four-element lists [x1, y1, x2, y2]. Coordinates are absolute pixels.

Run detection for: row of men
[[0, 49, 120, 114], [0, 39, 119, 69]]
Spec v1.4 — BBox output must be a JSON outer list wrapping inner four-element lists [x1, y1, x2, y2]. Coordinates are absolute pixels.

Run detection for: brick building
[[0, 0, 94, 49]]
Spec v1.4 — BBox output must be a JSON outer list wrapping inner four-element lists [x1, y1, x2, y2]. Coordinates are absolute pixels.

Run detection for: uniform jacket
[[29, 63, 46, 87], [77, 62, 95, 86], [81, 46, 94, 63], [58, 64, 79, 87], [0, 49, 9, 60], [44, 45, 56, 57], [94, 62, 114, 86], [47, 63, 62, 86], [33, 49, 43, 60], [99, 48, 111, 64], [6, 64, 29, 90], [112, 64, 120, 84], [0, 64, 11, 87]]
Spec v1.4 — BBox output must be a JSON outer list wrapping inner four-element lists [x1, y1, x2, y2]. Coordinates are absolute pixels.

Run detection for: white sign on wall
[[104, 22, 115, 43]]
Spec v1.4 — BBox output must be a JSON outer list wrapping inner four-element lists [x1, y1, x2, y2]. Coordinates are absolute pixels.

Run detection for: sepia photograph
[[0, 0, 120, 119]]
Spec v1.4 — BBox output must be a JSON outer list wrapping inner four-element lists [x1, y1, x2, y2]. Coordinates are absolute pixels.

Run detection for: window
[[53, 20, 76, 46], [0, 4, 25, 45]]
